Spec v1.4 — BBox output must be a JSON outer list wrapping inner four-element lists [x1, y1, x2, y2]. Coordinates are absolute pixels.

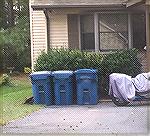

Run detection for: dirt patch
[[11, 73, 31, 83], [12, 73, 29, 79]]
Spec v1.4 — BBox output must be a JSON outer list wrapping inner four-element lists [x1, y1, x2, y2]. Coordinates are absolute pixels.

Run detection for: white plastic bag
[[109, 73, 136, 102], [132, 72, 150, 93]]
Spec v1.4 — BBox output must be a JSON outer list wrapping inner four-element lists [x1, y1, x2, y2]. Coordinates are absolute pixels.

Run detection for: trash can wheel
[[111, 93, 130, 106]]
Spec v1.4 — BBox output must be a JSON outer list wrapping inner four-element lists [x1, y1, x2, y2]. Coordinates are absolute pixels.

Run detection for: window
[[99, 13, 128, 51], [80, 15, 95, 51], [80, 13, 128, 51], [132, 14, 146, 49]]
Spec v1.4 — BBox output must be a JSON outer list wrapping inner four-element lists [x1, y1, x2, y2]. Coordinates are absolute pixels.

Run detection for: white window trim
[[94, 13, 99, 52], [128, 13, 133, 49], [79, 12, 131, 52]]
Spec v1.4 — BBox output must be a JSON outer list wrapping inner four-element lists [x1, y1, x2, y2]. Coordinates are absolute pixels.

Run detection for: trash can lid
[[75, 69, 97, 74], [31, 71, 51, 75], [30, 71, 52, 79], [52, 70, 73, 79]]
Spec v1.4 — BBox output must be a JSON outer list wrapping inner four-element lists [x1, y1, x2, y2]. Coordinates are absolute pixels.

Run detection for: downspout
[[128, 13, 133, 49], [29, 1, 34, 72], [43, 9, 50, 52], [94, 13, 99, 52]]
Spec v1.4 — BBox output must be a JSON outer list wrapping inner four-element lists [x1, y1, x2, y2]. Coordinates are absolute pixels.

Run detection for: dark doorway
[[133, 14, 146, 49]]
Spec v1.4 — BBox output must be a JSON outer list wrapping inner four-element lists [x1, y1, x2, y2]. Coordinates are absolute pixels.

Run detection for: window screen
[[99, 13, 128, 51]]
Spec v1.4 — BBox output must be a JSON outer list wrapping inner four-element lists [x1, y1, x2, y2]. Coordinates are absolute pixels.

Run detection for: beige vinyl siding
[[30, 8, 47, 71], [49, 14, 68, 49]]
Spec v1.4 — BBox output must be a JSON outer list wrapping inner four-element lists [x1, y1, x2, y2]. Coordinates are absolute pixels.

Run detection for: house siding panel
[[30, 8, 47, 70], [49, 14, 68, 48]]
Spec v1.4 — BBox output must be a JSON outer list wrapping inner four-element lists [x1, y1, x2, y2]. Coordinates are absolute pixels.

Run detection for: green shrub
[[100, 49, 142, 95], [101, 49, 142, 76], [35, 48, 142, 96], [1, 74, 11, 86], [35, 49, 103, 72], [24, 67, 31, 74]]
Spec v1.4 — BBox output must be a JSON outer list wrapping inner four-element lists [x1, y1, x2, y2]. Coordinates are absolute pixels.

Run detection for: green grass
[[0, 74, 43, 126]]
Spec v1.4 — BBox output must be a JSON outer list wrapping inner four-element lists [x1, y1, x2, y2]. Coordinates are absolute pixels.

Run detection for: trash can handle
[[78, 76, 93, 80]]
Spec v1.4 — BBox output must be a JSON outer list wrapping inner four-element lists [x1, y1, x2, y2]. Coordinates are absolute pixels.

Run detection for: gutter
[[31, 4, 127, 10], [43, 8, 50, 51]]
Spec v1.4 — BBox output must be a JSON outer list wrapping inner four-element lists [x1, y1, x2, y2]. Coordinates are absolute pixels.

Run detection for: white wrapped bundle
[[109, 73, 136, 102]]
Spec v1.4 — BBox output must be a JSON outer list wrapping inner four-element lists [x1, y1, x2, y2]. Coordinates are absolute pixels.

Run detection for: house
[[29, 0, 150, 72]]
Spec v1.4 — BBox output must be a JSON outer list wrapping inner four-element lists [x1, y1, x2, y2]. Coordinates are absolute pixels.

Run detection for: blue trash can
[[75, 69, 98, 105], [30, 71, 53, 106], [52, 71, 73, 105]]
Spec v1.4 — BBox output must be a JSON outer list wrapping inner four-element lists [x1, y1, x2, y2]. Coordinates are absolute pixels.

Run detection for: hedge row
[[35, 48, 142, 96]]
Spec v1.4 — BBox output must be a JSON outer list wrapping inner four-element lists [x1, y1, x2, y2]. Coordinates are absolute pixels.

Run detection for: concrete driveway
[[2, 101, 150, 134]]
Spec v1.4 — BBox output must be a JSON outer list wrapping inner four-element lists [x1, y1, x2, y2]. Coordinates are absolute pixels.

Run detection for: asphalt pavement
[[2, 101, 150, 134]]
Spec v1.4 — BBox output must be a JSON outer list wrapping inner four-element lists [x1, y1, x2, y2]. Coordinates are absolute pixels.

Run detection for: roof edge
[[31, 4, 126, 10], [126, 0, 145, 7]]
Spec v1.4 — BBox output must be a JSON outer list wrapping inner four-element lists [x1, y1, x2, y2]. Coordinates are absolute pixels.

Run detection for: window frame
[[98, 12, 129, 51], [79, 11, 130, 52]]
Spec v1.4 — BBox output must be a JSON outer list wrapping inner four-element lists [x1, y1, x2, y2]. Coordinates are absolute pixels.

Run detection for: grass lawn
[[0, 74, 44, 126]]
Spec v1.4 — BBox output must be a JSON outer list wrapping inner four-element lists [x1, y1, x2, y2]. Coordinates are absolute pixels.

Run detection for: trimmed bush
[[35, 49, 103, 72], [101, 49, 142, 77], [100, 49, 142, 96], [35, 48, 142, 97]]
